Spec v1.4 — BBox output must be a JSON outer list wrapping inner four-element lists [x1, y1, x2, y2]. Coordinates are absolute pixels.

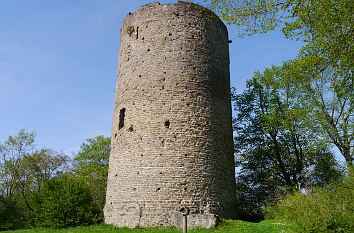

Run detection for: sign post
[[179, 207, 190, 233]]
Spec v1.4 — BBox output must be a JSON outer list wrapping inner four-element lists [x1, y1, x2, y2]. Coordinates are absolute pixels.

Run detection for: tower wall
[[104, 1, 236, 228]]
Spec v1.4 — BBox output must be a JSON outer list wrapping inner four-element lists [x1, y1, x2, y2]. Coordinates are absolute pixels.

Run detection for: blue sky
[[0, 0, 303, 154]]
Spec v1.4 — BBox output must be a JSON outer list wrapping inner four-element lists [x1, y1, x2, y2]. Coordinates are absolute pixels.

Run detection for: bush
[[35, 175, 100, 228], [0, 195, 28, 230], [266, 174, 354, 232]]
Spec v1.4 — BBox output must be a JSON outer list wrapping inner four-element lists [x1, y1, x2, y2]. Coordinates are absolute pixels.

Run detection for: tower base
[[104, 204, 219, 229]]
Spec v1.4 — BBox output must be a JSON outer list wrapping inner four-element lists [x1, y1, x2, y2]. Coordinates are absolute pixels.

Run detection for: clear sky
[[0, 0, 303, 155]]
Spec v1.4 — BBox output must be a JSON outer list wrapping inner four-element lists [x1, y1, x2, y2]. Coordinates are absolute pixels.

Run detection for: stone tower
[[104, 1, 236, 228]]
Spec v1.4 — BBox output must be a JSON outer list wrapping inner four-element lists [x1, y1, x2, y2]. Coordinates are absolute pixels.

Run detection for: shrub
[[0, 195, 28, 230], [35, 175, 100, 228], [266, 174, 354, 232]]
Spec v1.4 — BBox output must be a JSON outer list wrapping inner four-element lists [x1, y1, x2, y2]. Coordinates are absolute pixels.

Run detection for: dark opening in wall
[[119, 108, 126, 129], [165, 120, 170, 128], [128, 125, 133, 132]]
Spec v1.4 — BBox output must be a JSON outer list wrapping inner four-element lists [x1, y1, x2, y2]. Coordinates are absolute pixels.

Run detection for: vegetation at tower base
[[0, 131, 110, 230], [266, 169, 354, 232], [0, 130, 70, 230], [232, 69, 344, 221], [72, 135, 111, 221], [34, 174, 101, 228]]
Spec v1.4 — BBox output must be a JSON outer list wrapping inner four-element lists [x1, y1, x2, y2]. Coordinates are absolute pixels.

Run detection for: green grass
[[3, 220, 300, 233]]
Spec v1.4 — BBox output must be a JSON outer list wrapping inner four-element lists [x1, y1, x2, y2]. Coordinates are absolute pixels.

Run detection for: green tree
[[276, 62, 353, 169], [35, 175, 99, 228], [233, 69, 343, 220], [0, 130, 69, 229], [0, 130, 36, 229], [73, 135, 110, 215]]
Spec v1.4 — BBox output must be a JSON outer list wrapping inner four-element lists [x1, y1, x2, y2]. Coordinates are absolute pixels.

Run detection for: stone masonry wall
[[104, 1, 237, 228]]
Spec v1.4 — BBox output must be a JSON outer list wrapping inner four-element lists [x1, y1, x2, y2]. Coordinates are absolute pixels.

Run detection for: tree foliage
[[73, 135, 110, 216], [233, 69, 343, 220], [35, 175, 100, 228], [0, 130, 69, 230], [195, 0, 353, 64], [73, 135, 110, 183], [274, 62, 353, 169]]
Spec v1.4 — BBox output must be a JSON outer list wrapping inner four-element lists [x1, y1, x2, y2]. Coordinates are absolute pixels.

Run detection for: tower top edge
[[123, 1, 226, 28]]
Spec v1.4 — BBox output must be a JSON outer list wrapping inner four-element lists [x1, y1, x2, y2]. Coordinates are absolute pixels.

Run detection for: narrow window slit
[[119, 108, 126, 129], [165, 120, 170, 129]]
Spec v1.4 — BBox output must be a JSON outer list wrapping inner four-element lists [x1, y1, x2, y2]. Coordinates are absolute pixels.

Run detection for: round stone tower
[[104, 1, 236, 228]]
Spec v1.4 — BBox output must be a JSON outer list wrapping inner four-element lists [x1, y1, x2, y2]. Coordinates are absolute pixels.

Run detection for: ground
[[4, 220, 300, 233]]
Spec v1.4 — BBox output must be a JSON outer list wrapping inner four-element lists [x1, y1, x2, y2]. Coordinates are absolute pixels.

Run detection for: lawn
[[4, 220, 300, 233]]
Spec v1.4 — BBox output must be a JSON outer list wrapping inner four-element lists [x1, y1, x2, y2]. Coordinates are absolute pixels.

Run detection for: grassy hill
[[3, 220, 300, 233]]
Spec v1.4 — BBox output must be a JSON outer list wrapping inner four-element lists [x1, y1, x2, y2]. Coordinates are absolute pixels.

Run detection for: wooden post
[[182, 214, 187, 233], [179, 206, 190, 233]]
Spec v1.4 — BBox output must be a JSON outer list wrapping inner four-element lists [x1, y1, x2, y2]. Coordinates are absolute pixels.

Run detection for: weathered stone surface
[[174, 213, 218, 229], [104, 1, 237, 228]]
